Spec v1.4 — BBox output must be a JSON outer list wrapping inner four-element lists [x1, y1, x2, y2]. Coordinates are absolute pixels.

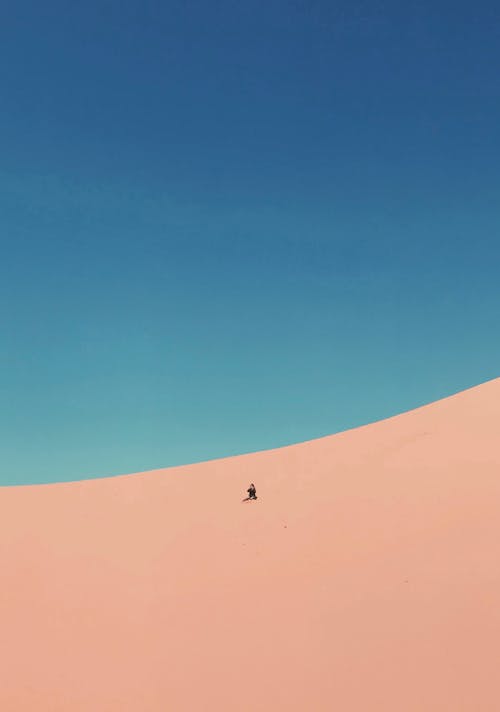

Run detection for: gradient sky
[[1, 1, 499, 484]]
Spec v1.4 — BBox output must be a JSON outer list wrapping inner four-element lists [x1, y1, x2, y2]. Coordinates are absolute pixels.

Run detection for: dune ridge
[[2, 378, 500, 711]]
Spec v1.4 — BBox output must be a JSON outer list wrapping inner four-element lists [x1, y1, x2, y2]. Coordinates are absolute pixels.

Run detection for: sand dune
[[2, 379, 500, 711]]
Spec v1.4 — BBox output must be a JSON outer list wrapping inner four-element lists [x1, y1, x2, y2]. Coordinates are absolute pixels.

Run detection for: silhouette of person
[[247, 483, 257, 500]]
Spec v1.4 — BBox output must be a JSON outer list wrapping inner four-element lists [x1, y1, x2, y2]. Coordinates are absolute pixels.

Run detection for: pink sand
[[2, 379, 500, 711]]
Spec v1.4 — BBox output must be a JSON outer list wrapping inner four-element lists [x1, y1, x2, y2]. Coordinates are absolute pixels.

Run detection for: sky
[[1, 0, 499, 484]]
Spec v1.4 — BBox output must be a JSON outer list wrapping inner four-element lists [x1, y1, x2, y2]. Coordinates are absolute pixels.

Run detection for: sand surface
[[2, 379, 500, 711]]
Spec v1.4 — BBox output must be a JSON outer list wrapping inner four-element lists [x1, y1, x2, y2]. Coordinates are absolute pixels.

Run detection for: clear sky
[[1, 1, 499, 484]]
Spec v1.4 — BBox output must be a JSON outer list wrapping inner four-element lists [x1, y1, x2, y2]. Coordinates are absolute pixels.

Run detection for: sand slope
[[2, 379, 500, 711]]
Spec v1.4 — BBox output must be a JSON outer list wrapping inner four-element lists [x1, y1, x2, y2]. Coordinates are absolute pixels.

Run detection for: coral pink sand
[[2, 379, 500, 711]]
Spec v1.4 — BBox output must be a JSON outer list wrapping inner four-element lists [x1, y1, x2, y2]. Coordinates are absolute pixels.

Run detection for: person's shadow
[[242, 496, 258, 502]]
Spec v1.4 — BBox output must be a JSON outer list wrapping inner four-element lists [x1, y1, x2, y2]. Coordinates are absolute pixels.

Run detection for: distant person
[[247, 483, 257, 500]]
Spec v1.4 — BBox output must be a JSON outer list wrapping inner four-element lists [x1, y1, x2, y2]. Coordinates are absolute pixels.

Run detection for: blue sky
[[1, 1, 499, 484]]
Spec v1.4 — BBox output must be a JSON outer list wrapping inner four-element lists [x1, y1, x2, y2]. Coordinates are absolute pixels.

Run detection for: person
[[247, 483, 257, 500]]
